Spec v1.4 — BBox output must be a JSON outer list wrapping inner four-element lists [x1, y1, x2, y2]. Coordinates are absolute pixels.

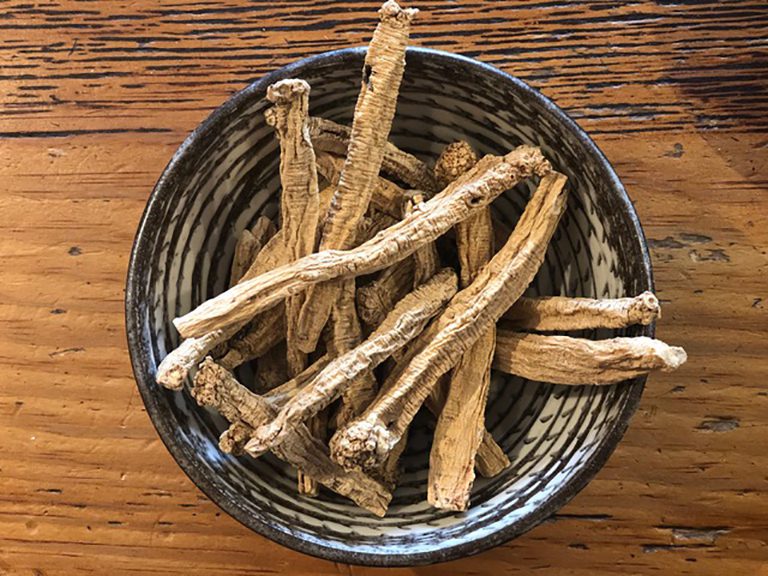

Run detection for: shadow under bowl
[[126, 47, 652, 566]]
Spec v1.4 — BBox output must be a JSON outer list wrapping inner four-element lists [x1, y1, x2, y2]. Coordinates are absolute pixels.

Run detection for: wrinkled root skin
[[219, 421, 252, 455], [157, 362, 186, 391], [330, 420, 392, 473], [632, 291, 661, 324]]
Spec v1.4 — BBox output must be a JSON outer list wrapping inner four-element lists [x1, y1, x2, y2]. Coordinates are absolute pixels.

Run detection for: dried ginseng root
[[316, 151, 406, 218], [503, 292, 661, 330], [265, 78, 321, 375], [428, 140, 501, 511], [374, 319, 509, 481], [327, 279, 379, 426], [295, 1, 418, 355], [192, 359, 391, 516], [329, 171, 567, 473], [356, 258, 415, 329], [229, 230, 258, 287], [309, 117, 438, 193], [227, 217, 278, 290], [493, 330, 687, 385], [265, 77, 323, 495], [245, 269, 458, 456], [402, 191, 440, 286], [173, 145, 550, 339]]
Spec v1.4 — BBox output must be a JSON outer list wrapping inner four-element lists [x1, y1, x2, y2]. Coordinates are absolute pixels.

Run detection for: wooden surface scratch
[[1, 0, 766, 574]]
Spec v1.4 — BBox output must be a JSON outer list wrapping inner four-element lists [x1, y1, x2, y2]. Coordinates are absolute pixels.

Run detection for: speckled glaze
[[125, 47, 653, 566]]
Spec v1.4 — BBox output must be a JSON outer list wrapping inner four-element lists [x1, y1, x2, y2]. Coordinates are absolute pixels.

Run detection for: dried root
[[330, 172, 567, 472], [295, 1, 418, 354], [493, 331, 687, 385], [230, 230, 258, 287], [265, 78, 325, 494], [157, 326, 240, 391], [428, 140, 500, 511], [246, 269, 457, 456], [309, 117, 438, 193], [356, 258, 415, 329], [422, 351, 509, 478], [328, 279, 379, 426], [402, 191, 440, 286], [228, 217, 278, 288], [193, 358, 391, 515], [265, 78, 320, 377], [316, 151, 407, 218], [503, 292, 661, 331]]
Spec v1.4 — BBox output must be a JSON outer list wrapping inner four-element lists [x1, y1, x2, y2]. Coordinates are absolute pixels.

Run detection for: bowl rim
[[125, 46, 653, 567]]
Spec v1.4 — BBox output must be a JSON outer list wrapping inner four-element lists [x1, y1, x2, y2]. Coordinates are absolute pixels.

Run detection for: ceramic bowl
[[126, 47, 652, 566]]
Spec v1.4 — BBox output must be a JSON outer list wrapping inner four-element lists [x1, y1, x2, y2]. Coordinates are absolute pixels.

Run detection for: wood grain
[[1, 1, 766, 574]]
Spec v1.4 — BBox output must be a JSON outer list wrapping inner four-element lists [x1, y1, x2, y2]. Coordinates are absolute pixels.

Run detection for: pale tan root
[[423, 363, 509, 478], [316, 151, 406, 218], [356, 258, 415, 329], [309, 116, 438, 193], [229, 230, 258, 287], [192, 358, 391, 515], [393, 140, 508, 480], [492, 331, 687, 385], [474, 431, 510, 477], [503, 292, 661, 331], [326, 208, 398, 440], [265, 78, 324, 494], [250, 216, 277, 247], [245, 269, 458, 455], [294, 1, 418, 355], [157, 325, 240, 390], [402, 191, 440, 287], [428, 140, 500, 511], [330, 172, 567, 473], [264, 78, 320, 381], [328, 278, 379, 428], [428, 329, 495, 510]]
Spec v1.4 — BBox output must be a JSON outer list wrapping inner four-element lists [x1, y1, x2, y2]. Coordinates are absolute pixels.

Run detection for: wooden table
[[2, 1, 766, 574]]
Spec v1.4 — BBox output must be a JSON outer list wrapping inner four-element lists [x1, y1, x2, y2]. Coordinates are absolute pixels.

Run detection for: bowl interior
[[127, 47, 651, 565]]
